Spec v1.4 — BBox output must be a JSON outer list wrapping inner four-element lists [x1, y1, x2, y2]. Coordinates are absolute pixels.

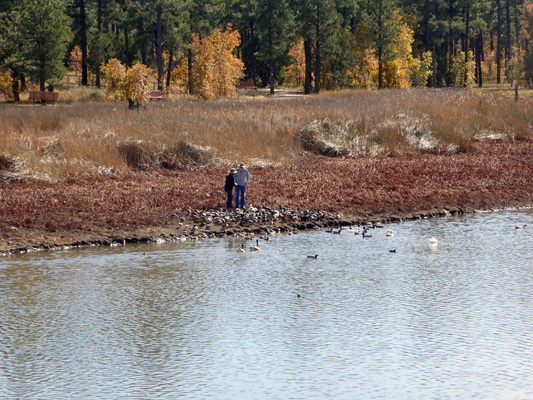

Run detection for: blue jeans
[[235, 185, 246, 208], [225, 188, 234, 209]]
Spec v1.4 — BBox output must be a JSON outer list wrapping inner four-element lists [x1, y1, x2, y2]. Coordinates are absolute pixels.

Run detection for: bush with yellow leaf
[[101, 59, 149, 103], [0, 69, 13, 100]]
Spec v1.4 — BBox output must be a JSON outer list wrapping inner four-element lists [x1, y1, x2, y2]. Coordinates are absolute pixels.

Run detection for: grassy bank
[[1, 89, 532, 181]]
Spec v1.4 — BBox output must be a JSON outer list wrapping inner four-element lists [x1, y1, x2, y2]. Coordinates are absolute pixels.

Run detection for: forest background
[[2, 0, 533, 100]]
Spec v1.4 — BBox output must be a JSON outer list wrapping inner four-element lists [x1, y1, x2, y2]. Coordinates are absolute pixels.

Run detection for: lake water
[[1, 209, 533, 400]]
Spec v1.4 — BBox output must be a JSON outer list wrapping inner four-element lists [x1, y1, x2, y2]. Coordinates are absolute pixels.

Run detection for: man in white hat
[[234, 163, 250, 208]]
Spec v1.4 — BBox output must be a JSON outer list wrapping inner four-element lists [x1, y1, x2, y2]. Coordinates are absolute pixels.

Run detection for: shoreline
[[2, 204, 532, 256], [2, 140, 533, 255]]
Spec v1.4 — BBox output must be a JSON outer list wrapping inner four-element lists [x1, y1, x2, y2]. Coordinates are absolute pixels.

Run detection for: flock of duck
[[234, 222, 442, 257]]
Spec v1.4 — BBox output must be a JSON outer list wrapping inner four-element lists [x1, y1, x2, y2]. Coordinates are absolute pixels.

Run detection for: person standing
[[234, 163, 250, 208], [224, 168, 236, 210]]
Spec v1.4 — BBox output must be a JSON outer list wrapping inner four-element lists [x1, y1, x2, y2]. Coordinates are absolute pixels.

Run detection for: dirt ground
[[1, 140, 532, 254]]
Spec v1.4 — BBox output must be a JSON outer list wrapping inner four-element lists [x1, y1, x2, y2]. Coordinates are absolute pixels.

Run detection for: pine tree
[[6, 0, 71, 92], [255, 0, 294, 93]]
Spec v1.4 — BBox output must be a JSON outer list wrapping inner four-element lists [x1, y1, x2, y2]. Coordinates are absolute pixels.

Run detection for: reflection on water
[[1, 210, 533, 399]]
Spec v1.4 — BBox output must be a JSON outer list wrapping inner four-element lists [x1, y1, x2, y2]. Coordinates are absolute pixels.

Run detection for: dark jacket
[[225, 174, 235, 191]]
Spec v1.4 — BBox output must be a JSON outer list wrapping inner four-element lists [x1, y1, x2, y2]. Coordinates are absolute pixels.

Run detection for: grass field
[[1, 87, 532, 181]]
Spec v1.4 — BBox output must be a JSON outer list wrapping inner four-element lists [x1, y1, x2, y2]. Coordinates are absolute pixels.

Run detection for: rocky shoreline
[[2, 204, 525, 256]]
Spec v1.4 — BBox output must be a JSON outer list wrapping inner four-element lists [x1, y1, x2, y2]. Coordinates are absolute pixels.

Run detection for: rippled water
[[1, 209, 533, 400]]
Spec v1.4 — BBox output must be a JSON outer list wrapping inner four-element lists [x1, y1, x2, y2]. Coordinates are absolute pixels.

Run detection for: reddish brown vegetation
[[1, 140, 532, 251]]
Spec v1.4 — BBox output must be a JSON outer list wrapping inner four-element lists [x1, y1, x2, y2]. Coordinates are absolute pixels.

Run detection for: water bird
[[237, 244, 245, 253], [332, 227, 343, 234], [362, 231, 373, 238], [250, 239, 260, 251], [353, 227, 361, 235], [389, 249, 397, 253], [429, 237, 438, 244], [386, 229, 394, 237], [307, 254, 318, 259], [278, 249, 285, 252], [515, 224, 527, 229]]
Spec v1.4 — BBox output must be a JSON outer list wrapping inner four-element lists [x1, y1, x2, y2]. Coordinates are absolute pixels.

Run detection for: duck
[[332, 226, 343, 234], [362, 231, 373, 238], [515, 224, 527, 229], [307, 254, 318, 259], [250, 239, 260, 251], [386, 229, 394, 237], [429, 237, 438, 244], [353, 226, 361, 235], [389, 249, 397, 253], [237, 244, 245, 253]]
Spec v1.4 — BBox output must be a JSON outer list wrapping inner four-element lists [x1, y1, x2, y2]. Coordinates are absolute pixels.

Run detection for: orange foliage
[[0, 69, 13, 99], [190, 25, 244, 100], [284, 38, 305, 87], [68, 45, 83, 75], [348, 24, 378, 89], [101, 59, 150, 103], [373, 11, 415, 88]]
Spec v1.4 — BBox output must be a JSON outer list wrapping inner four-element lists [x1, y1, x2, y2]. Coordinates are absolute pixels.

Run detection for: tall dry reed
[[0, 88, 531, 180]]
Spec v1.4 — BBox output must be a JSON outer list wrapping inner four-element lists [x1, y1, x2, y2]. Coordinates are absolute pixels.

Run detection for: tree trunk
[[476, 32, 483, 87], [268, 20, 274, 94], [250, 21, 257, 86], [80, 0, 88, 86], [95, 0, 102, 88], [155, 5, 164, 91], [11, 71, 20, 103], [378, 44, 383, 89], [187, 48, 193, 94], [464, 5, 469, 87], [506, 0, 511, 64], [424, 0, 431, 50], [496, 0, 502, 84], [314, 8, 321, 94], [304, 37, 312, 94], [166, 50, 173, 88]]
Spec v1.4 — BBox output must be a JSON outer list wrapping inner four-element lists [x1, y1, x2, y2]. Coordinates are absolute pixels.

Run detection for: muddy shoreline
[[1, 141, 533, 255]]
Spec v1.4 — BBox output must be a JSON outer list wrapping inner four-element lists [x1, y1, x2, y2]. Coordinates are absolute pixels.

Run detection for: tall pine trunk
[[314, 7, 321, 94], [155, 5, 164, 91], [496, 0, 502, 84], [304, 38, 312, 94], [80, 0, 88, 86]]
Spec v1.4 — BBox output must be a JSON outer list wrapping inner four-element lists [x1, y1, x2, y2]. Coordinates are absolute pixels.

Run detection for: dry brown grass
[[0, 88, 532, 180]]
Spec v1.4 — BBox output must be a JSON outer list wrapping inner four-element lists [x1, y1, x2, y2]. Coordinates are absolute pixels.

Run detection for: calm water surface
[[1, 209, 533, 399]]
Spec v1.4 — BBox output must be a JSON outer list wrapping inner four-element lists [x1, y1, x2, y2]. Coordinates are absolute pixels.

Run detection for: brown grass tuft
[[0, 88, 532, 180]]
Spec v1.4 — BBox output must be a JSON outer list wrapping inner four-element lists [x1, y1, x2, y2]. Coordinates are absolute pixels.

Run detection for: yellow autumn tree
[[284, 38, 305, 87], [349, 24, 378, 89], [101, 59, 149, 103], [68, 45, 83, 76], [0, 69, 13, 99], [373, 11, 416, 88], [167, 52, 189, 94], [190, 25, 244, 100]]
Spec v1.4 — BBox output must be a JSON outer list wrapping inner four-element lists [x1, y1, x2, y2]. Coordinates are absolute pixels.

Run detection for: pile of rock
[[175, 206, 344, 240]]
